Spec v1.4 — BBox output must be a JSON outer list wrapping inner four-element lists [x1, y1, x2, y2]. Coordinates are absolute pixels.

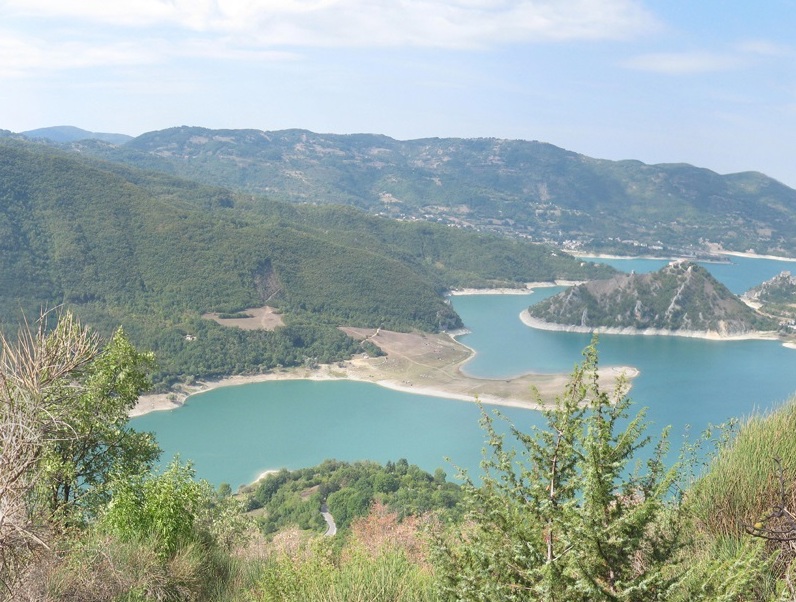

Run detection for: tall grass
[[667, 536, 780, 601], [688, 398, 796, 538], [18, 531, 258, 602], [250, 543, 438, 602], [248, 505, 439, 602]]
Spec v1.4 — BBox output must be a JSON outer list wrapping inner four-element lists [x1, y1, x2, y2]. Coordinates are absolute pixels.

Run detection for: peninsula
[[132, 326, 637, 417], [524, 260, 781, 340]]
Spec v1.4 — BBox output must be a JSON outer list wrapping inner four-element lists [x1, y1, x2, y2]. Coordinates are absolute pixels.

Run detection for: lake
[[132, 256, 796, 487]]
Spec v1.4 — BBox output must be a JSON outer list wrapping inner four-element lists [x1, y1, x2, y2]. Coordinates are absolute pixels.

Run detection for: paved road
[[321, 503, 337, 537]]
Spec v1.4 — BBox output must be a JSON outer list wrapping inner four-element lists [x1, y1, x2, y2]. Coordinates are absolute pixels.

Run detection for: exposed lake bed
[[132, 256, 796, 487]]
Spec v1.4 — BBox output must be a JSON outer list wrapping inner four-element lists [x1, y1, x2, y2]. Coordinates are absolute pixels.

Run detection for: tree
[[102, 458, 202, 558], [38, 326, 160, 517], [0, 312, 96, 589], [434, 342, 685, 601], [0, 311, 159, 590]]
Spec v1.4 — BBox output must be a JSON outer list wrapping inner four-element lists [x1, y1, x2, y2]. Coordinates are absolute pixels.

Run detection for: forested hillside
[[0, 139, 612, 385], [68, 126, 796, 257]]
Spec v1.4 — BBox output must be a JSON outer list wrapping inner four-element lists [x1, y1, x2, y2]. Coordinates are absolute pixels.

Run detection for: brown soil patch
[[203, 306, 285, 330], [133, 328, 638, 417], [338, 328, 636, 408], [300, 485, 320, 500]]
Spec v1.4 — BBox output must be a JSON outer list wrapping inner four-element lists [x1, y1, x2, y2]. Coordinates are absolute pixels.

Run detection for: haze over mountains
[[5, 123, 796, 383], [20, 125, 133, 145], [26, 124, 796, 259], [0, 135, 611, 386]]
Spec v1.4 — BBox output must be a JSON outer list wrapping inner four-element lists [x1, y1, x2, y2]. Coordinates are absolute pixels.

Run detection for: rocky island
[[524, 260, 780, 339]]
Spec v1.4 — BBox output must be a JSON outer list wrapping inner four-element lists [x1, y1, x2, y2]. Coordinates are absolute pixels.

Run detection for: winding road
[[321, 503, 337, 536]]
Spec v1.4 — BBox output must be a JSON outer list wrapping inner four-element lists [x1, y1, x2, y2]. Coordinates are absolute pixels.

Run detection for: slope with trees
[[69, 125, 796, 257], [4, 316, 796, 600], [244, 459, 462, 536], [0, 138, 613, 386]]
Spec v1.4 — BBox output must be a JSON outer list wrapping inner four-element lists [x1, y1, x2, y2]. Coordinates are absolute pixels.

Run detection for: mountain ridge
[[0, 137, 613, 385], [21, 125, 132, 145], [57, 125, 796, 257]]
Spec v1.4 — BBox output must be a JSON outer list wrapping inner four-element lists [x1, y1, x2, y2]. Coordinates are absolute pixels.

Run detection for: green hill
[[743, 271, 796, 324], [0, 139, 612, 385], [527, 261, 779, 336], [21, 125, 132, 145], [70, 126, 796, 257]]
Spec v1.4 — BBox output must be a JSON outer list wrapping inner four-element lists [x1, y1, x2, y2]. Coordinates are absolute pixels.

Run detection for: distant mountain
[[527, 261, 779, 337], [0, 138, 613, 385], [21, 125, 132, 145], [71, 126, 796, 257]]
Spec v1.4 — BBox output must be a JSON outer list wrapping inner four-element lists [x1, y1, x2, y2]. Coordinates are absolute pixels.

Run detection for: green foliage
[[39, 326, 160, 516], [434, 343, 685, 601], [8, 309, 796, 599], [247, 459, 463, 535], [101, 457, 250, 560], [250, 538, 438, 602], [668, 536, 781, 602], [685, 400, 796, 599], [688, 402, 796, 540], [0, 138, 613, 385], [102, 459, 204, 558]]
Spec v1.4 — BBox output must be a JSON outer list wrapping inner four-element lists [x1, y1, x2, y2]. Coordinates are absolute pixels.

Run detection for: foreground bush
[[249, 503, 438, 602], [686, 399, 796, 599], [434, 344, 686, 601], [688, 402, 796, 539]]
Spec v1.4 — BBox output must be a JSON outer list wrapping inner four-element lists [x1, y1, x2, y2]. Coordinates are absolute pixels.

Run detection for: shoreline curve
[[131, 327, 638, 418], [519, 309, 781, 342]]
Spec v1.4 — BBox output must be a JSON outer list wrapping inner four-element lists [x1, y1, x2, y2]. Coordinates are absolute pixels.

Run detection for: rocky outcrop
[[743, 271, 796, 305], [528, 261, 778, 336]]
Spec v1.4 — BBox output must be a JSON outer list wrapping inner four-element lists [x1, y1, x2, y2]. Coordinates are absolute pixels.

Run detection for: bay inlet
[[132, 256, 796, 487]]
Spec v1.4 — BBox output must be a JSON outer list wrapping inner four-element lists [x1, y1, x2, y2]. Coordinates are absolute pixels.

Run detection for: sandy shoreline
[[132, 253, 796, 419], [572, 249, 796, 263], [448, 280, 584, 296], [130, 365, 565, 418], [519, 309, 782, 342], [715, 250, 796, 262], [131, 328, 638, 418]]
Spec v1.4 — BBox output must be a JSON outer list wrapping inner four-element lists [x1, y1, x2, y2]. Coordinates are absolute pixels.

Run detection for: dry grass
[[202, 306, 284, 331]]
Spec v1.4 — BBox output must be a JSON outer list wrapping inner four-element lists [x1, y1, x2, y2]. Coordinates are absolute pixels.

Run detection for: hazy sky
[[2, 1, 795, 186]]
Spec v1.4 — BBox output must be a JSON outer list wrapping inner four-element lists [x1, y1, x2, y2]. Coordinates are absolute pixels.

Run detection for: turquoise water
[[132, 256, 796, 487], [589, 255, 796, 294], [133, 380, 504, 488]]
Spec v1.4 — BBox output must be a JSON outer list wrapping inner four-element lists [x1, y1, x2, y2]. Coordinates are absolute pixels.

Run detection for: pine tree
[[435, 342, 685, 601]]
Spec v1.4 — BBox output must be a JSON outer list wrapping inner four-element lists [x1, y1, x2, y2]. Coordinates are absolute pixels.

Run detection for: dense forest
[[0, 138, 614, 386], [242, 459, 462, 535]]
